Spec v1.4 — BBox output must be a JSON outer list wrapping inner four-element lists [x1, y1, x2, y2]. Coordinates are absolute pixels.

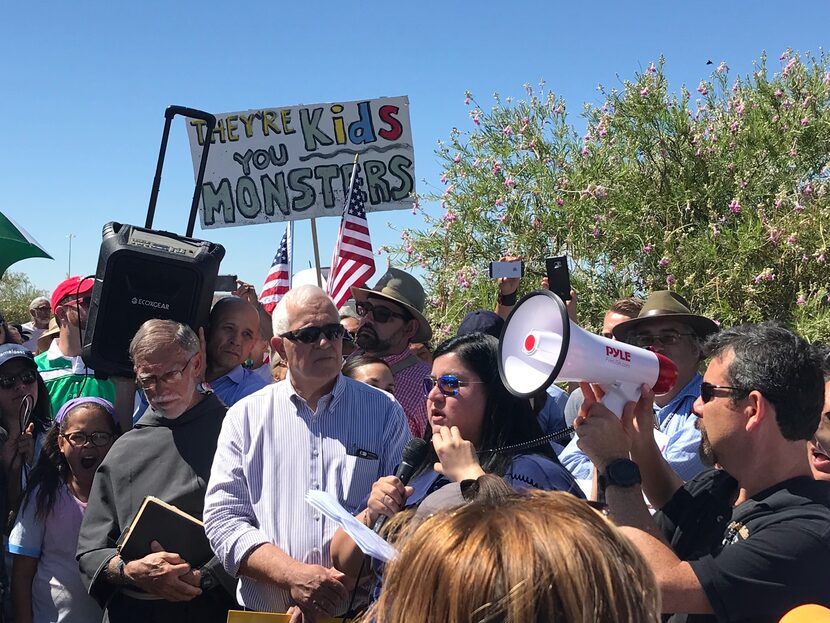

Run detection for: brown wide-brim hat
[[612, 290, 719, 342], [351, 267, 433, 344], [36, 317, 60, 354]]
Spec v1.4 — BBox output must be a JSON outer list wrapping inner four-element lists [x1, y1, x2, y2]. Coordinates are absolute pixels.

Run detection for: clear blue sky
[[2, 0, 827, 295]]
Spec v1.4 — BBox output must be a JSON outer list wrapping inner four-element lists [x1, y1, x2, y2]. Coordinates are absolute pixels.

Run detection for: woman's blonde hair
[[366, 491, 660, 623]]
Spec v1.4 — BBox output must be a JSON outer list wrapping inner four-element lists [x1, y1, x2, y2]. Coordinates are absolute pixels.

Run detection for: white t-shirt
[[8, 485, 102, 623]]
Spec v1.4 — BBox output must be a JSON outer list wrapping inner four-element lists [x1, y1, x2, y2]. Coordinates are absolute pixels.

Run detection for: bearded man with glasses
[[350, 267, 433, 437], [78, 319, 238, 623], [559, 290, 717, 484], [203, 285, 409, 618], [35, 276, 115, 417]]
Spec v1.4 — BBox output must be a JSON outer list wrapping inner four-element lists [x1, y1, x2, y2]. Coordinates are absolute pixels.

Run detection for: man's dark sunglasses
[[700, 382, 749, 403], [355, 301, 410, 324], [280, 323, 345, 344], [0, 369, 38, 390]]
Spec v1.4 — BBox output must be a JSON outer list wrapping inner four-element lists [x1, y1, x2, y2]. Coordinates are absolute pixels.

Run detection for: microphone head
[[402, 438, 429, 466]]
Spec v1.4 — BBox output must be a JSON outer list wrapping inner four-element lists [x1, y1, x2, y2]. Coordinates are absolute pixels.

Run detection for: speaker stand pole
[[310, 218, 323, 288]]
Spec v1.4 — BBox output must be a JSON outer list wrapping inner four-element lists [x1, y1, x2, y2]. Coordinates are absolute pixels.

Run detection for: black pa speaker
[[82, 222, 226, 378]]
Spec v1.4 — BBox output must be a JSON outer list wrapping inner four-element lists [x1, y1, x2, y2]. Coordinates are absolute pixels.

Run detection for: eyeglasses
[[136, 354, 196, 390], [61, 431, 114, 447], [423, 375, 487, 397], [32, 306, 51, 313], [355, 301, 410, 324], [629, 332, 696, 348], [0, 370, 38, 390], [700, 382, 749, 404], [280, 323, 345, 344]]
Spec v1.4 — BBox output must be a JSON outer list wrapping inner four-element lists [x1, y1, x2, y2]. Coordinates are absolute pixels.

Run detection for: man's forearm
[[239, 542, 303, 590], [604, 484, 666, 541], [630, 439, 685, 510]]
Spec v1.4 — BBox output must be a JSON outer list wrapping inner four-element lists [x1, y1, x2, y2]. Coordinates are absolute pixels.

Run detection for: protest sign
[[185, 96, 415, 229]]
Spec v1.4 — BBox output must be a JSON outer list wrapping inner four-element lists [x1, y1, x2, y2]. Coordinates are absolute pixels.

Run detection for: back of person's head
[[704, 321, 824, 441], [431, 332, 557, 474], [369, 491, 660, 623], [609, 296, 644, 317]]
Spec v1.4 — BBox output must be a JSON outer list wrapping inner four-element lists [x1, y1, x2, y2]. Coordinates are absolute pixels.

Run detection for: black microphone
[[373, 437, 429, 533]]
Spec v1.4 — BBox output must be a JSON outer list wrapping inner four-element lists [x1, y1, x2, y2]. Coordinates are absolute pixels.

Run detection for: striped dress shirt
[[203, 374, 410, 612]]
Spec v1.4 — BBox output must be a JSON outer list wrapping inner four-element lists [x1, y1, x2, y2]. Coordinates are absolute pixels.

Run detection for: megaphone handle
[[599, 383, 642, 419]]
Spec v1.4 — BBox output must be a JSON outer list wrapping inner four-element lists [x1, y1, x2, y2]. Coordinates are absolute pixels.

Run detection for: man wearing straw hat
[[559, 290, 716, 484], [351, 267, 433, 437]]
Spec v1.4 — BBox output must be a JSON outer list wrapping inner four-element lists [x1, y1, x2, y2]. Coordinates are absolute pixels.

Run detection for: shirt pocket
[[340, 454, 380, 513]]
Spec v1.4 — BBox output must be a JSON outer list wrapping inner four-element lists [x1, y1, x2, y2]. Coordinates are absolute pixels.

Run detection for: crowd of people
[[0, 261, 828, 623]]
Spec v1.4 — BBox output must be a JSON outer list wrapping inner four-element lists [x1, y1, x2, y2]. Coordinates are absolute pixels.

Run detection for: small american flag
[[327, 163, 376, 308], [259, 223, 292, 314]]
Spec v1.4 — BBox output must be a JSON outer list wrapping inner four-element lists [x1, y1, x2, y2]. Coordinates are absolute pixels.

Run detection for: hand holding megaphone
[[498, 290, 678, 417]]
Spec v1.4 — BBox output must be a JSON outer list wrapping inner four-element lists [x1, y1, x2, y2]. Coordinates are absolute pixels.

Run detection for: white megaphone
[[498, 290, 678, 416]]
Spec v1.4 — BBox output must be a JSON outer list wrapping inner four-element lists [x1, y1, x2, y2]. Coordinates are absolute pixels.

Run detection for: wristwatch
[[116, 557, 127, 583], [601, 458, 642, 488]]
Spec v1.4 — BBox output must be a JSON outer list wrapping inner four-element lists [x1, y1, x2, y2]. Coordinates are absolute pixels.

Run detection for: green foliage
[[0, 271, 48, 324], [392, 51, 830, 343]]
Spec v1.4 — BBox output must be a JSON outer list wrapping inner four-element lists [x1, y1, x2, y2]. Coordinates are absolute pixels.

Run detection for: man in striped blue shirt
[[204, 285, 410, 618]]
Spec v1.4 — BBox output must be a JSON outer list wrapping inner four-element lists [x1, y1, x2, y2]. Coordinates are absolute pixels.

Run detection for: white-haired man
[[204, 285, 410, 618]]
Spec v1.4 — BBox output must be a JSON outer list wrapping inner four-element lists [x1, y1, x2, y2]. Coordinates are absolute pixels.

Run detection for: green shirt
[[34, 345, 116, 418]]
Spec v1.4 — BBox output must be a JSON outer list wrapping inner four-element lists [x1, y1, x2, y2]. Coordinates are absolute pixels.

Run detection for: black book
[[117, 496, 214, 567]]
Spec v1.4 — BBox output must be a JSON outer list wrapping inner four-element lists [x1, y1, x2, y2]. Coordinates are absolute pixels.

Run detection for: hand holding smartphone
[[489, 261, 524, 279], [545, 255, 572, 301]]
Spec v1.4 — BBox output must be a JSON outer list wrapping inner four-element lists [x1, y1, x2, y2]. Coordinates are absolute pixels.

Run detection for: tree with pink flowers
[[394, 50, 830, 342]]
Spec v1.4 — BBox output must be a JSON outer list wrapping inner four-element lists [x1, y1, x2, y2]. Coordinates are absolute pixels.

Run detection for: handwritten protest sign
[[185, 96, 415, 229]]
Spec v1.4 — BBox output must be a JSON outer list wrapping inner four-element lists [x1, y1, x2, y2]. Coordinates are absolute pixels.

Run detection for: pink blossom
[[774, 88, 783, 98], [775, 199, 783, 209], [779, 50, 789, 61], [595, 185, 607, 199], [717, 62, 729, 74], [498, 215, 508, 224], [440, 173, 448, 184], [444, 185, 454, 195], [794, 202, 805, 213], [787, 234, 797, 245], [443, 210, 457, 223], [504, 177, 516, 189], [598, 125, 608, 138], [772, 114, 780, 123], [740, 179, 748, 189], [802, 255, 809, 263], [640, 87, 649, 97], [458, 273, 470, 289], [800, 118, 809, 126], [495, 197, 504, 206], [643, 243, 653, 254], [796, 295, 807, 306], [648, 62, 657, 74], [666, 274, 675, 286], [473, 115, 480, 126], [782, 100, 792, 110], [712, 227, 720, 238], [453, 154, 461, 163], [556, 197, 565, 207], [697, 82, 708, 96], [533, 217, 542, 228], [581, 146, 589, 156], [730, 120, 739, 134], [493, 162, 502, 175], [735, 101, 745, 115], [658, 257, 670, 268], [728, 199, 742, 214], [591, 228, 601, 239], [818, 253, 827, 264], [503, 125, 513, 136], [803, 184, 813, 196], [783, 57, 798, 76], [405, 243, 414, 257], [768, 229, 782, 244]]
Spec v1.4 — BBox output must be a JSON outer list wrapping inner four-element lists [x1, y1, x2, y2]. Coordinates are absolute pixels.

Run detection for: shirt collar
[[219, 364, 245, 385], [383, 348, 414, 365], [286, 372, 345, 412], [46, 338, 67, 361], [656, 373, 702, 416]]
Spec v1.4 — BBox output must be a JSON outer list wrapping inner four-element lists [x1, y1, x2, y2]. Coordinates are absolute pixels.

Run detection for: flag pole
[[310, 218, 323, 288]]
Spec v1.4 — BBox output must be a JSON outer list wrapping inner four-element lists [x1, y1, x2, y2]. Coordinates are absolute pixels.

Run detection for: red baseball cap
[[51, 276, 95, 311]]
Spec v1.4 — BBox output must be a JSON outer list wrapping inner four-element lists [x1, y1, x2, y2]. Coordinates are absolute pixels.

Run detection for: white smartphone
[[489, 261, 524, 279]]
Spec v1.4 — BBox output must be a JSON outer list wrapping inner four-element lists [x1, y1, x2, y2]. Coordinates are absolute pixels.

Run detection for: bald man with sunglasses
[[204, 285, 409, 618]]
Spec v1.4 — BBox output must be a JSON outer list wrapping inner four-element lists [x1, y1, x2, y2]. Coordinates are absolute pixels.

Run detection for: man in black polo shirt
[[575, 321, 830, 622]]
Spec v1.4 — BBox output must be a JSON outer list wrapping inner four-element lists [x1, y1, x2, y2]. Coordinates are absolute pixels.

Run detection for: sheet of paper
[[305, 490, 398, 562]]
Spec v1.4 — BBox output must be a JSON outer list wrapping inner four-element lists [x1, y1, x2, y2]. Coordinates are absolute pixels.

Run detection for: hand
[[233, 280, 259, 306], [540, 277, 578, 322], [123, 541, 201, 602], [621, 384, 660, 456], [432, 426, 485, 482], [365, 476, 412, 526], [288, 564, 351, 619], [573, 382, 631, 471], [497, 255, 522, 296], [197, 327, 208, 382]]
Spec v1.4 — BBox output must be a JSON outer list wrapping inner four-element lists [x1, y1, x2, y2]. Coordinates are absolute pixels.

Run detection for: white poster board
[[185, 96, 415, 229]]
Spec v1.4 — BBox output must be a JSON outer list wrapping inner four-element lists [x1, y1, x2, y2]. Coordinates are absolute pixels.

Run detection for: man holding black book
[[77, 320, 237, 622]]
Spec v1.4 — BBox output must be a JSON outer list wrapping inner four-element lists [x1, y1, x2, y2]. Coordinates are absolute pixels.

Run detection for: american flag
[[327, 164, 376, 308], [259, 223, 292, 314]]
